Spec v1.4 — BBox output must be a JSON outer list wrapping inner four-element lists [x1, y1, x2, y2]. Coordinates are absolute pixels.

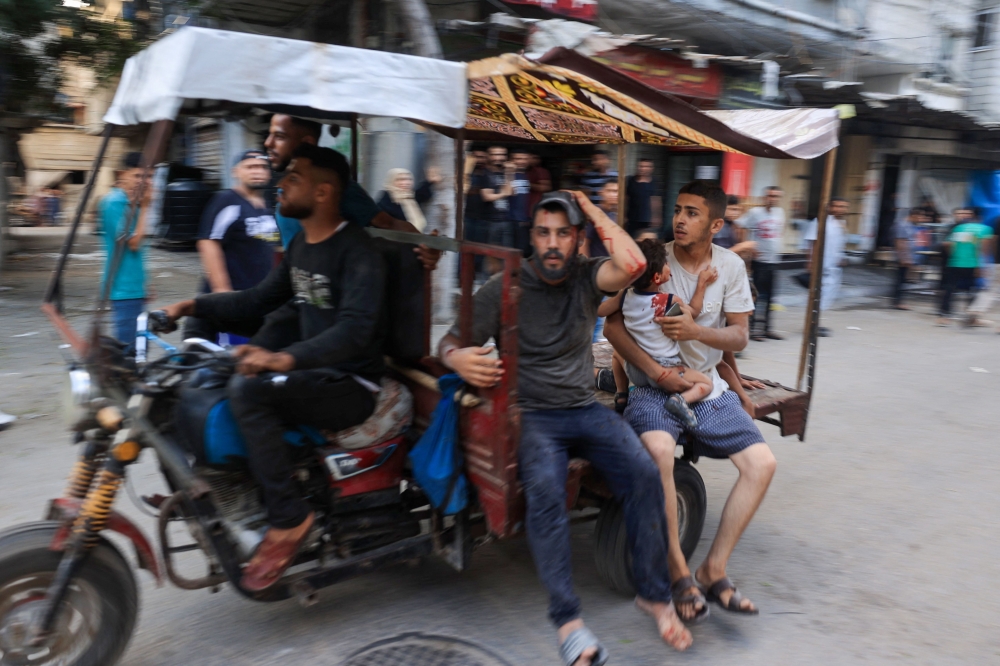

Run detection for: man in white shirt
[[804, 198, 849, 337], [736, 186, 786, 340], [606, 180, 777, 624]]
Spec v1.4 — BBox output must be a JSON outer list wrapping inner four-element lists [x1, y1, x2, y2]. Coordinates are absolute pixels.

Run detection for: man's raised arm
[[568, 191, 646, 292]]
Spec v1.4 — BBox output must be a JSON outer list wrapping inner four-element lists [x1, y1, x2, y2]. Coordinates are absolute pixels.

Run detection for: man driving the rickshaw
[[439, 191, 693, 666], [160, 145, 385, 592]]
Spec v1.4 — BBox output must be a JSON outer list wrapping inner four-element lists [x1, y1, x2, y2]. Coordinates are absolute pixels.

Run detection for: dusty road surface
[[1, 246, 999, 665]]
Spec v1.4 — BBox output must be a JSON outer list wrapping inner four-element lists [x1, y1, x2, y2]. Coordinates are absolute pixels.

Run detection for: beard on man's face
[[279, 199, 312, 219], [531, 247, 576, 282]]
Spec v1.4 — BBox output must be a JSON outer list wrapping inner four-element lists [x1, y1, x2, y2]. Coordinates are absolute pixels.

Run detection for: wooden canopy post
[[349, 114, 359, 182], [796, 147, 837, 395], [454, 130, 465, 241], [44, 123, 114, 311], [617, 144, 627, 226]]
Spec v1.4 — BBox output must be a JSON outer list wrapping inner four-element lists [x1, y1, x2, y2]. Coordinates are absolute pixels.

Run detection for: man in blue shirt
[[100, 152, 149, 343], [263, 114, 440, 270]]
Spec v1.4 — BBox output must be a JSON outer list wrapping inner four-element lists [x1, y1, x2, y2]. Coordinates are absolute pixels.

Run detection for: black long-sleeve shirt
[[194, 222, 386, 380]]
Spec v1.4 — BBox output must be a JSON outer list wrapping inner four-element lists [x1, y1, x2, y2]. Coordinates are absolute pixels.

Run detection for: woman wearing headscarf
[[376, 168, 440, 232]]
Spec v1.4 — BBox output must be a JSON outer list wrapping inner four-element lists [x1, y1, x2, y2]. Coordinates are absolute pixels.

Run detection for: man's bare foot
[[635, 597, 693, 651], [695, 566, 757, 613], [557, 620, 599, 666]]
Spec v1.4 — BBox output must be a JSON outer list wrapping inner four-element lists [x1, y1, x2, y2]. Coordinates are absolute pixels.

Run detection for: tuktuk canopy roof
[[103, 27, 470, 129], [104, 28, 838, 160]]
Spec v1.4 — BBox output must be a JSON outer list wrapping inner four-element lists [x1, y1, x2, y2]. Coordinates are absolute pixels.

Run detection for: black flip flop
[[671, 575, 710, 624], [698, 574, 759, 615]]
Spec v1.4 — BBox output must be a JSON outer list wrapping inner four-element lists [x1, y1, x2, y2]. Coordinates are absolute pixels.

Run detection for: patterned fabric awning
[[461, 49, 835, 158]]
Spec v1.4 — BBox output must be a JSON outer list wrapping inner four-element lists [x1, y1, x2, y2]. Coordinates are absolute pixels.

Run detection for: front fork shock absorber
[[33, 455, 129, 642], [63, 440, 108, 500], [70, 463, 124, 547]]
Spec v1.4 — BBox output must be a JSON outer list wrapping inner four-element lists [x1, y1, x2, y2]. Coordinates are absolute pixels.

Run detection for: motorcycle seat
[[317, 377, 413, 451]]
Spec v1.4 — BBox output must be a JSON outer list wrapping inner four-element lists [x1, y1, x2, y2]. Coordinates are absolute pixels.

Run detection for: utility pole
[[393, 0, 456, 325]]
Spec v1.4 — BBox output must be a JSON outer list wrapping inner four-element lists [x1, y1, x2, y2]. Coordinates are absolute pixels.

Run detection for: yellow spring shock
[[71, 468, 123, 547], [63, 453, 106, 499]]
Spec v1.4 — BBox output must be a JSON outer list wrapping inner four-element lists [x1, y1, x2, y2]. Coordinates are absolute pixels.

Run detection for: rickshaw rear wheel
[[594, 460, 707, 595], [0, 522, 138, 666]]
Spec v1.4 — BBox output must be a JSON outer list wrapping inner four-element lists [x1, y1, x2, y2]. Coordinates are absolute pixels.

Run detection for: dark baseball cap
[[533, 191, 583, 227], [233, 149, 268, 167]]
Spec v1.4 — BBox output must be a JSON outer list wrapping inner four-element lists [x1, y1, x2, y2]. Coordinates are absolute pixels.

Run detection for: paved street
[[1, 246, 999, 665]]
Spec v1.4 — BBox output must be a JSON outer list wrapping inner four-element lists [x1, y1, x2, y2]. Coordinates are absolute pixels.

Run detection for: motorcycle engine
[[199, 469, 268, 559]]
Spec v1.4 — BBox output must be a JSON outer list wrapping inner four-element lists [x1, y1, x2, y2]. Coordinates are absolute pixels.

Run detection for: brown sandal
[[671, 576, 709, 624], [241, 512, 315, 592], [700, 575, 758, 615]]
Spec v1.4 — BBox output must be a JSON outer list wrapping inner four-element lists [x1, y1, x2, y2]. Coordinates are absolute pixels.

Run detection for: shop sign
[[505, 0, 597, 21], [591, 46, 722, 100]]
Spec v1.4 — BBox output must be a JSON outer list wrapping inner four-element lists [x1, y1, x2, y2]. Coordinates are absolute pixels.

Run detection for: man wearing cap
[[185, 150, 280, 344], [438, 191, 693, 665]]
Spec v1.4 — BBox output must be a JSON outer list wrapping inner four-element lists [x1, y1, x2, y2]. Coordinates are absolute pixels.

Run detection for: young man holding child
[[605, 180, 777, 624]]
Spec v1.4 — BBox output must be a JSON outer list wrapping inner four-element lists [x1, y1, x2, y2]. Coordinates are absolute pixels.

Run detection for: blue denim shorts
[[625, 387, 764, 459]]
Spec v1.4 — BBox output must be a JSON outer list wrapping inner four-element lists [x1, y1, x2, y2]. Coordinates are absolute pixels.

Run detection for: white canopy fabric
[[103, 27, 470, 128], [704, 108, 840, 160]]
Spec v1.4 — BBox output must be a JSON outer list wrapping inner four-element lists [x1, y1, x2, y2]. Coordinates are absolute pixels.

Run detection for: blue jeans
[[519, 402, 672, 627], [111, 298, 146, 344]]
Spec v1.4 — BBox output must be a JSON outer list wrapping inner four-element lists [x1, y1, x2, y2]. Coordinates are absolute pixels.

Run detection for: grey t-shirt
[[448, 255, 610, 410]]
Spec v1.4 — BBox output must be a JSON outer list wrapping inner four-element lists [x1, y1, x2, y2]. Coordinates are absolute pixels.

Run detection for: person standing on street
[[966, 214, 1000, 329], [938, 212, 995, 326], [583, 180, 618, 259], [185, 150, 279, 345], [893, 209, 920, 311], [625, 158, 661, 236], [526, 152, 552, 215], [804, 197, 849, 337], [580, 149, 618, 207], [477, 145, 516, 253], [464, 146, 488, 242], [439, 190, 693, 665], [509, 149, 533, 255], [737, 186, 786, 341], [100, 152, 150, 343], [376, 167, 440, 231]]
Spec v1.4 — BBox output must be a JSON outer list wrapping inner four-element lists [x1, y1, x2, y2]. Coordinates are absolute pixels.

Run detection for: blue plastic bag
[[408, 374, 468, 515]]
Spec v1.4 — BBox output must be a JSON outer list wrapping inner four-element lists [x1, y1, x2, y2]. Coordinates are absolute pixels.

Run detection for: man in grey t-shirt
[[736, 186, 785, 340], [440, 191, 694, 663]]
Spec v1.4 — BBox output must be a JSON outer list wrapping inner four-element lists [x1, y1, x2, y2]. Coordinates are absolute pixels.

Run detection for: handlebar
[[147, 310, 176, 335]]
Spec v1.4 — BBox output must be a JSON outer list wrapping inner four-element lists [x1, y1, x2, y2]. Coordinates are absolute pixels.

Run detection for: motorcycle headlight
[[63, 368, 94, 428], [69, 369, 93, 406]]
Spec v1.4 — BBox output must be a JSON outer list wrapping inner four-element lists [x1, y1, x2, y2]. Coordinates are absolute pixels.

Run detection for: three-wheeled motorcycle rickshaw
[[0, 27, 842, 666]]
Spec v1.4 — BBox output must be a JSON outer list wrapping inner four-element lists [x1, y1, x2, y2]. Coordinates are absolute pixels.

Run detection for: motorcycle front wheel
[[0, 522, 138, 666]]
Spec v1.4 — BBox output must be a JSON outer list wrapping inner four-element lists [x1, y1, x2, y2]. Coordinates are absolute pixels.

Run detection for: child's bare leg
[[612, 351, 629, 394], [677, 367, 713, 404]]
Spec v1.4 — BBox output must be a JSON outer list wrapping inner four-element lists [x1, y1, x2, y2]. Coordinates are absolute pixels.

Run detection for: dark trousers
[[939, 267, 978, 316], [464, 217, 487, 277], [227, 370, 375, 529], [519, 403, 672, 627], [751, 261, 778, 335], [893, 265, 909, 307]]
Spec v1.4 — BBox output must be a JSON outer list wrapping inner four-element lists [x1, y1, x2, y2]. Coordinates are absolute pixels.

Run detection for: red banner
[[504, 0, 598, 21], [722, 153, 753, 197], [592, 46, 722, 100]]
